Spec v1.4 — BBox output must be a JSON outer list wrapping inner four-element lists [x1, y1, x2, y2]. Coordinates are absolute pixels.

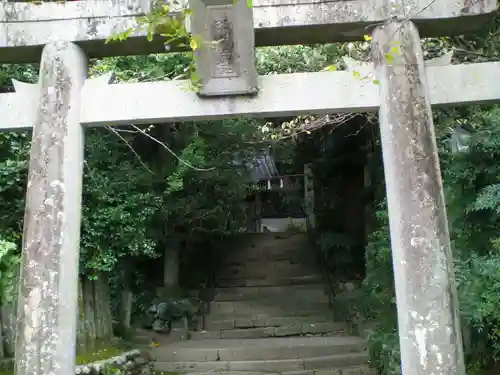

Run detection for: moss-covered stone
[[75, 345, 124, 365]]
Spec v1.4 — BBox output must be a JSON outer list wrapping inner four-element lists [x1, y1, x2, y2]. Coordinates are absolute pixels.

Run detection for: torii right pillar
[[372, 21, 465, 375]]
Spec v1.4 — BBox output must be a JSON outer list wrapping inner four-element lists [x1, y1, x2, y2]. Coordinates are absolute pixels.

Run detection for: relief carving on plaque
[[209, 6, 240, 78]]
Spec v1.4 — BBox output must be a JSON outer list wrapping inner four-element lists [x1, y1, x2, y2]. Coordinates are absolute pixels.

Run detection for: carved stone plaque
[[189, 0, 258, 97], [209, 6, 239, 78]]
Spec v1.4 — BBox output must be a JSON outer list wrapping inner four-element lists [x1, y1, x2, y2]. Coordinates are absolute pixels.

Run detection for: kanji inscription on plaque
[[209, 6, 239, 78]]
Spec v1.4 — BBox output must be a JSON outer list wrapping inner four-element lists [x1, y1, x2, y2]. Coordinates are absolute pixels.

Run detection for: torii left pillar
[[14, 41, 86, 375]]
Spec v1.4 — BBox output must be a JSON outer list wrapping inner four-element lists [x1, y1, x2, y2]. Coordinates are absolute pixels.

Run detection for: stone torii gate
[[0, 0, 499, 374]]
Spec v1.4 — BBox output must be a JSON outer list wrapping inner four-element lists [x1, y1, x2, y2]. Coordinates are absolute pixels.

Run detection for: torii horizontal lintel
[[0, 0, 496, 63], [1, 61, 499, 131]]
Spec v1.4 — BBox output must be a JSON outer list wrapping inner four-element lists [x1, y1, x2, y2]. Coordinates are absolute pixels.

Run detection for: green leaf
[[322, 65, 336, 72], [189, 37, 198, 50], [190, 70, 201, 84]]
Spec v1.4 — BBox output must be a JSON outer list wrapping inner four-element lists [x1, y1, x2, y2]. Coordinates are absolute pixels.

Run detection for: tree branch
[[130, 124, 215, 172]]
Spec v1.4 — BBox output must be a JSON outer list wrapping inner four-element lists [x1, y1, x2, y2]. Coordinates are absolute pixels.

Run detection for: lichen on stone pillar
[[14, 41, 87, 375], [372, 20, 466, 375]]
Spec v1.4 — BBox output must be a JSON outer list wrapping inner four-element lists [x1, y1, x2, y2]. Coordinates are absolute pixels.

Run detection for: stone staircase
[[151, 233, 375, 375]]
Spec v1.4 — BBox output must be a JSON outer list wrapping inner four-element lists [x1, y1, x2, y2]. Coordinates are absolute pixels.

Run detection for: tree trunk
[[163, 245, 180, 294], [82, 277, 97, 350]]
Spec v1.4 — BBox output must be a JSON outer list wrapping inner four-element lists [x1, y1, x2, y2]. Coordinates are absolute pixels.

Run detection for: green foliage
[[362, 206, 394, 320], [473, 184, 500, 214], [256, 45, 341, 74], [367, 324, 400, 375], [0, 131, 29, 306], [0, 239, 20, 305], [361, 107, 500, 373], [89, 53, 193, 83], [80, 128, 160, 273], [0, 132, 30, 238]]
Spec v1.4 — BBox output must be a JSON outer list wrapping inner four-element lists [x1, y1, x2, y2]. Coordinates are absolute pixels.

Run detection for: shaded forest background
[[0, 9, 499, 375]]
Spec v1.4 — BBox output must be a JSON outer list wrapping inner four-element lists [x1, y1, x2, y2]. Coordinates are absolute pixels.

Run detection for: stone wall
[[75, 349, 153, 375], [0, 349, 153, 375]]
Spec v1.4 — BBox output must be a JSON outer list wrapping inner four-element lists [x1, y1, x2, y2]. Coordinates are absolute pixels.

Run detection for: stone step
[[132, 335, 153, 346], [209, 299, 331, 316], [221, 235, 311, 263], [222, 256, 306, 267], [153, 336, 366, 362], [217, 275, 323, 288], [284, 366, 377, 375], [190, 322, 348, 340], [214, 285, 328, 302], [204, 316, 335, 331], [222, 258, 307, 268], [223, 249, 310, 264], [225, 233, 308, 248], [218, 262, 316, 280], [206, 312, 334, 330], [154, 352, 368, 373], [173, 366, 377, 375]]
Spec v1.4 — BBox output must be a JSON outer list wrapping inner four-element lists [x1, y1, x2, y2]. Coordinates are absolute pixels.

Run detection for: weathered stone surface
[[153, 335, 367, 362], [0, 0, 150, 21], [75, 350, 153, 375], [0, 0, 496, 63], [340, 367, 364, 375], [302, 353, 368, 370], [274, 323, 302, 337], [214, 285, 327, 302], [227, 358, 304, 372], [284, 370, 314, 375], [14, 41, 87, 375], [157, 348, 219, 362], [190, 0, 258, 96], [219, 262, 311, 280], [221, 327, 275, 339], [155, 360, 230, 372], [302, 322, 346, 335], [234, 317, 259, 328], [314, 370, 341, 375], [190, 330, 222, 340], [209, 299, 330, 316], [372, 20, 465, 375], [1, 61, 495, 131], [205, 319, 235, 331]]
